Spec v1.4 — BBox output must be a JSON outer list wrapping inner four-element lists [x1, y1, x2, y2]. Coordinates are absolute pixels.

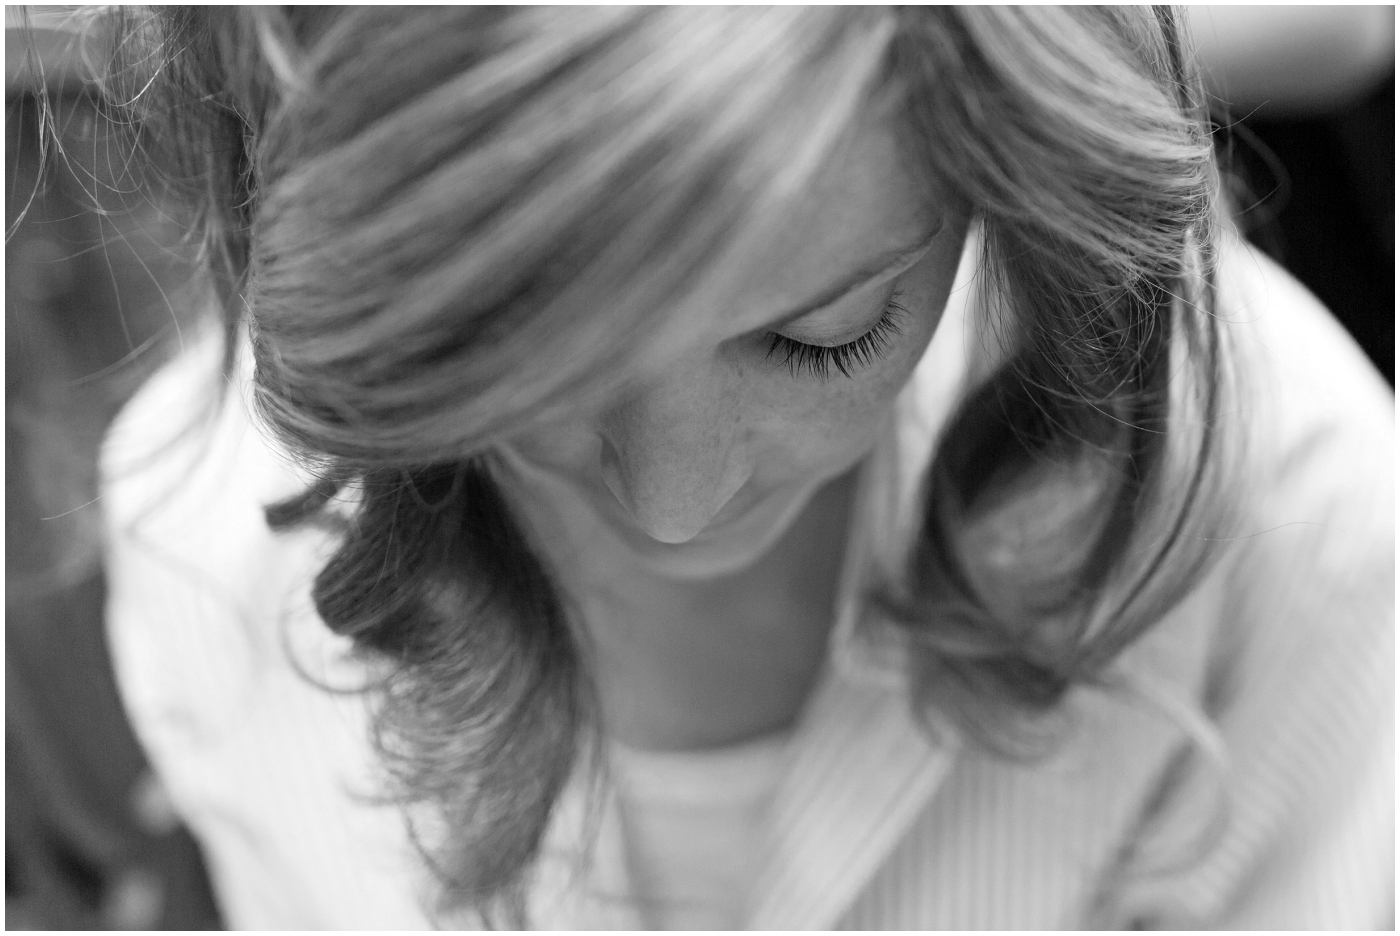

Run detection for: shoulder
[[100, 332, 429, 926], [102, 326, 311, 545], [1200, 228, 1393, 673], [1209, 231, 1393, 622], [1213, 231, 1393, 493], [100, 326, 332, 737], [1104, 234, 1394, 927], [100, 326, 324, 667], [100, 322, 340, 695]]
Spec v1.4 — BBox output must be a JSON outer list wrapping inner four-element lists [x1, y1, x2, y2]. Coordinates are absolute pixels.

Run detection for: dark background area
[[5, 17, 1393, 932], [6, 57, 223, 929], [1229, 79, 1395, 385]]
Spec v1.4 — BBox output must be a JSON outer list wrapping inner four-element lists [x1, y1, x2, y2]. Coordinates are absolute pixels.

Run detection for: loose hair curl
[[105, 6, 1226, 922]]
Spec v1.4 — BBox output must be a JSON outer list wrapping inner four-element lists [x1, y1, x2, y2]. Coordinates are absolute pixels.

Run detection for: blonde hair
[[104, 6, 1226, 922]]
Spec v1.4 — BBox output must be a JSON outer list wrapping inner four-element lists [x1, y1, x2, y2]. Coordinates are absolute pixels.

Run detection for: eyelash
[[764, 294, 909, 380]]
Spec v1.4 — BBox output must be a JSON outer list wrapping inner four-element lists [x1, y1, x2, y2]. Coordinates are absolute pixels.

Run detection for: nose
[[597, 361, 749, 544]]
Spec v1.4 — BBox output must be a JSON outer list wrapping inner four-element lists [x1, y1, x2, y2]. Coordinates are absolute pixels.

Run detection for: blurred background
[[6, 7, 222, 929], [4, 6, 1393, 929]]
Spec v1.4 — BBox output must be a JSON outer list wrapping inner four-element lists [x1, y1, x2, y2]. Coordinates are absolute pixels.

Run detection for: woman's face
[[497, 113, 971, 580]]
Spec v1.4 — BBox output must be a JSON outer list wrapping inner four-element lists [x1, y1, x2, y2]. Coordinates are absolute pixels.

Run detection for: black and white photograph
[[6, 6, 1394, 930]]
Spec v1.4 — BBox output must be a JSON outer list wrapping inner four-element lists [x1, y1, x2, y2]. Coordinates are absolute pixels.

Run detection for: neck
[[533, 467, 861, 751]]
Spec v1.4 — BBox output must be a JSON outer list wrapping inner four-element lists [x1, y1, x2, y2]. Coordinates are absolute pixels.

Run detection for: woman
[[100, 7, 1392, 929]]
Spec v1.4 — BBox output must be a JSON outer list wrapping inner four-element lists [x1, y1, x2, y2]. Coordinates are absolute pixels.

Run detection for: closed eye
[[765, 294, 908, 380]]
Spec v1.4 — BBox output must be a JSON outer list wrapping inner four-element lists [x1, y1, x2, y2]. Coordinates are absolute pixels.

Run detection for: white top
[[101, 231, 1394, 929], [610, 732, 791, 929]]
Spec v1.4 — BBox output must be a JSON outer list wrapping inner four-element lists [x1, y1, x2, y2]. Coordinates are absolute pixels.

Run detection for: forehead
[[678, 109, 938, 339]]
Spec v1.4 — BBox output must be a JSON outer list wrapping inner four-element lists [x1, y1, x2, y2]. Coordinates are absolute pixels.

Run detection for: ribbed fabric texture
[[101, 238, 1393, 929], [609, 732, 791, 929]]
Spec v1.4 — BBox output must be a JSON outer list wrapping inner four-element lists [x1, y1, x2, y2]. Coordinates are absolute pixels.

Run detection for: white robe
[[101, 231, 1394, 929]]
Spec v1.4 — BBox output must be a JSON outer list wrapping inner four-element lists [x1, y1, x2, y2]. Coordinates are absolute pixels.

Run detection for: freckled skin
[[494, 112, 972, 749]]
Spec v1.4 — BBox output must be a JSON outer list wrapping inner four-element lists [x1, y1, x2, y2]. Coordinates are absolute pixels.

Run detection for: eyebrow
[[766, 220, 945, 330]]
